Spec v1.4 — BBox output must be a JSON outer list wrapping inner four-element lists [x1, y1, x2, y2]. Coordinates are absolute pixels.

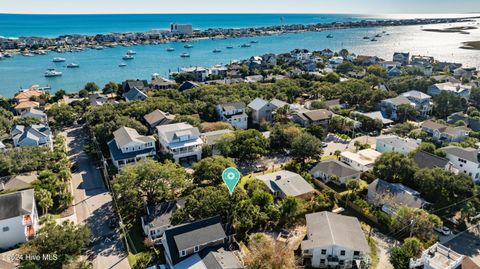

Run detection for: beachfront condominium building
[[157, 122, 203, 165], [170, 23, 193, 35], [301, 211, 370, 269], [0, 189, 38, 249], [216, 102, 248, 129], [107, 127, 156, 169]]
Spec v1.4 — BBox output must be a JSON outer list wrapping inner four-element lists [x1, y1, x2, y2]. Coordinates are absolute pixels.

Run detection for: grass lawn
[[128, 222, 148, 254], [321, 155, 338, 161]]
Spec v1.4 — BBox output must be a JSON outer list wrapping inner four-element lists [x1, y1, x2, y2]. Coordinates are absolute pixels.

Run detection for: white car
[[434, 226, 451, 236]]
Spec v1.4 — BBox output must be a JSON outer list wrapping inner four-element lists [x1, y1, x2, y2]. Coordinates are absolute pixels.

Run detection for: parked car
[[434, 226, 451, 236], [321, 142, 328, 148], [253, 165, 267, 173]]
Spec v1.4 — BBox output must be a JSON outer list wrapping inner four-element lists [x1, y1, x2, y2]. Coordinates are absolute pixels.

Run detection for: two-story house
[[409, 243, 464, 269], [393, 52, 410, 65], [141, 198, 185, 241], [292, 109, 333, 129], [107, 127, 156, 168], [157, 122, 203, 165], [421, 121, 470, 143], [340, 149, 382, 172], [301, 211, 370, 269], [247, 98, 278, 124], [427, 82, 472, 99], [0, 189, 38, 249], [161, 216, 231, 268], [122, 87, 148, 102], [380, 96, 415, 120], [11, 124, 53, 150], [143, 109, 175, 133], [400, 90, 432, 118], [441, 146, 480, 182], [216, 102, 248, 129], [375, 135, 419, 155], [180, 66, 209, 82], [412, 150, 457, 173]]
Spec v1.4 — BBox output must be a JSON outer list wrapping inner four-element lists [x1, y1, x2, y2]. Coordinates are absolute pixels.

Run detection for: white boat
[[22, 53, 34, 57], [126, 50, 136, 55], [213, 49, 222, 53], [184, 44, 193, 48], [119, 62, 127, 67], [166, 47, 175, 52], [180, 53, 190, 58], [44, 68, 62, 77], [94, 46, 104, 50], [37, 51, 48, 55], [53, 57, 66, 62], [3, 53, 12, 58], [122, 54, 134, 60], [66, 63, 80, 68]]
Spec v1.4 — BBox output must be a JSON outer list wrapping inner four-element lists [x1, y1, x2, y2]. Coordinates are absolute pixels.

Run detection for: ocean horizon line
[[0, 12, 478, 16]]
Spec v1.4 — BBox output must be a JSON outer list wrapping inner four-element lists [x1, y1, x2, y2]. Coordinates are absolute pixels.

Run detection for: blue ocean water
[[0, 14, 479, 97], [0, 14, 373, 38]]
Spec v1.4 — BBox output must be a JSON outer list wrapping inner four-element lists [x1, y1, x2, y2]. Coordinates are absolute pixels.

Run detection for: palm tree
[[35, 189, 53, 215]]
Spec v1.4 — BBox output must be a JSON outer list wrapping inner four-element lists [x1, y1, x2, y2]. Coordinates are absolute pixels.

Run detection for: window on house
[[194, 245, 199, 253], [353, 251, 360, 256], [321, 249, 327, 255], [340, 250, 346, 256], [320, 259, 325, 264], [2, 226, 9, 232], [180, 250, 186, 257], [339, 260, 344, 265]]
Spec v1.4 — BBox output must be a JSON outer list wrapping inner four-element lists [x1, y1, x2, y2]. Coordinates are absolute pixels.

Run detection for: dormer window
[[194, 245, 199, 252], [180, 250, 186, 257]]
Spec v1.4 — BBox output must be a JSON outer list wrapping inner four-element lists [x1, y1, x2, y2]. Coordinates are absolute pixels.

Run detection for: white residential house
[[157, 122, 203, 165], [309, 159, 362, 185], [179, 66, 209, 82], [441, 146, 480, 182], [340, 149, 382, 172], [0, 189, 38, 249], [141, 198, 186, 241], [290, 49, 312, 61], [107, 127, 156, 168], [375, 135, 419, 155], [427, 82, 472, 99], [329, 56, 344, 68], [400, 90, 433, 117], [453, 67, 475, 81], [301, 211, 370, 269], [409, 243, 464, 269], [11, 124, 53, 150], [216, 102, 248, 129], [20, 107, 47, 122]]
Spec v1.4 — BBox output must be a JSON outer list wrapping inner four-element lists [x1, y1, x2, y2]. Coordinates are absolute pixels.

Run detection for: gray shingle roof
[[202, 248, 242, 269], [143, 109, 175, 127], [301, 211, 370, 252], [376, 135, 419, 152], [247, 98, 268, 111], [368, 179, 426, 209], [157, 123, 201, 144], [256, 170, 314, 197], [401, 90, 431, 100], [143, 198, 186, 229], [164, 216, 227, 265], [383, 96, 413, 106], [0, 189, 34, 221], [412, 151, 450, 169], [309, 159, 361, 179], [441, 146, 480, 164], [112, 127, 155, 148], [218, 102, 246, 111], [302, 109, 333, 122]]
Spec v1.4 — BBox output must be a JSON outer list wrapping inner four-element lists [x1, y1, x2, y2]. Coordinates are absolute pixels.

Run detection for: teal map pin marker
[[222, 167, 241, 195]]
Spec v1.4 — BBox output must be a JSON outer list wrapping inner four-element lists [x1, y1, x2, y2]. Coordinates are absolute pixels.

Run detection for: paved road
[[65, 126, 130, 269]]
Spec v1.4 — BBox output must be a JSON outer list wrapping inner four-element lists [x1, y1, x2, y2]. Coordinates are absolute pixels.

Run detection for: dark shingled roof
[[412, 151, 450, 170], [107, 140, 156, 161], [309, 159, 361, 179], [0, 189, 34, 221], [164, 216, 227, 265]]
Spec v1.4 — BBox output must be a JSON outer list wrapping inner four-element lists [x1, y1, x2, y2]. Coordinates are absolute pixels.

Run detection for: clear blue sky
[[1, 0, 480, 14]]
